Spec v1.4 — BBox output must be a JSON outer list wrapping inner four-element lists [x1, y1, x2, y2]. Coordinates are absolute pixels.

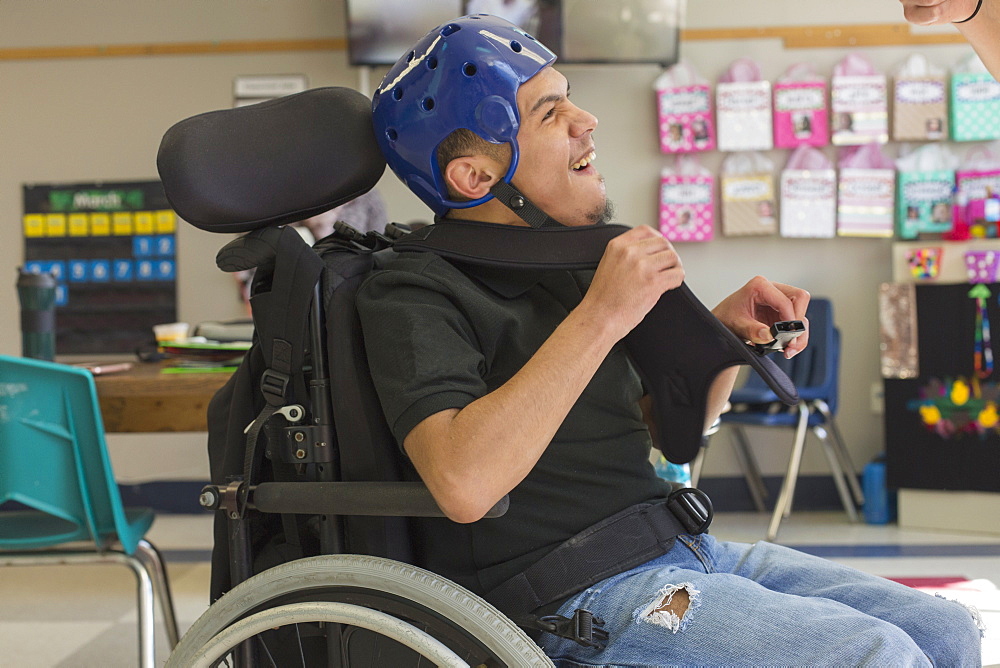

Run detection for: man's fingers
[[755, 280, 811, 356], [783, 316, 810, 359], [768, 281, 811, 321]]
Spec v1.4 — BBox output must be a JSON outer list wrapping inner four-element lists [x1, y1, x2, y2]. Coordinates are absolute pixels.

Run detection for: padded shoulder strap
[[395, 219, 799, 464]]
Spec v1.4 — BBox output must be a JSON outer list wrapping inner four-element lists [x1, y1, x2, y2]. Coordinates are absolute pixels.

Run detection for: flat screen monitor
[[345, 0, 683, 67], [345, 1, 460, 68], [560, 0, 682, 66]]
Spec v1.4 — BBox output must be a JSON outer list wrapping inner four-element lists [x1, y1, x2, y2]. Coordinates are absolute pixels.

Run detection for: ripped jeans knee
[[634, 582, 701, 633]]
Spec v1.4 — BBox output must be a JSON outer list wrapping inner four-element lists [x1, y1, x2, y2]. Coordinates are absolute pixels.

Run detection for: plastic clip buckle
[[536, 609, 608, 650], [259, 368, 290, 405], [751, 320, 806, 356], [667, 486, 714, 535]]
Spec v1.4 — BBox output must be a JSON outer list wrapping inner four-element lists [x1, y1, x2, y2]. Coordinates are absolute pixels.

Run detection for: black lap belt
[[485, 486, 713, 648]]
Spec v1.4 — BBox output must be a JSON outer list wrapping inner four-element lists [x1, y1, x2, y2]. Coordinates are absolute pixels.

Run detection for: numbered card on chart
[[659, 174, 715, 242], [837, 168, 895, 237], [716, 81, 773, 151], [780, 169, 836, 238]]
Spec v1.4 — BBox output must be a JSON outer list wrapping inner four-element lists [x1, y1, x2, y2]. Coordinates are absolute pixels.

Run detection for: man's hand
[[899, 0, 980, 24], [583, 226, 685, 341], [712, 276, 811, 359]]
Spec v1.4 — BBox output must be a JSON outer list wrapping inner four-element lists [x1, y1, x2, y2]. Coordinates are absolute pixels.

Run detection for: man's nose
[[569, 105, 598, 137]]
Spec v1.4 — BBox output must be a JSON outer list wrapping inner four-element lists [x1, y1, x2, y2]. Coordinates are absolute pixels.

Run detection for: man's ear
[[443, 156, 501, 201]]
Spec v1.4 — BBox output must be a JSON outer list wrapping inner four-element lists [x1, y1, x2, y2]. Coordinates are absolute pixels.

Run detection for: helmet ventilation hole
[[426, 56, 438, 70], [441, 23, 461, 36], [385, 128, 398, 142], [463, 62, 477, 77], [510, 40, 522, 53], [421, 97, 435, 111], [392, 87, 403, 101], [406, 51, 415, 62]]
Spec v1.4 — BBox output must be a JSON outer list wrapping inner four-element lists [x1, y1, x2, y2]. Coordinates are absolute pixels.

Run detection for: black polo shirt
[[356, 248, 671, 597]]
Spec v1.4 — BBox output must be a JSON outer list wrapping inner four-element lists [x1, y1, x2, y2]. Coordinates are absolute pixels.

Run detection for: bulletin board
[[884, 282, 1000, 493], [22, 181, 177, 355]]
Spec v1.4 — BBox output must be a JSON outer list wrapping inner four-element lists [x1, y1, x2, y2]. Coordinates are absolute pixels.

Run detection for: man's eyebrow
[[529, 83, 571, 115]]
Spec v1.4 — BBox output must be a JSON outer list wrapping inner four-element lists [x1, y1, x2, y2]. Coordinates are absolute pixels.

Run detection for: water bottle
[[862, 455, 896, 524], [654, 454, 692, 487], [16, 268, 57, 361]]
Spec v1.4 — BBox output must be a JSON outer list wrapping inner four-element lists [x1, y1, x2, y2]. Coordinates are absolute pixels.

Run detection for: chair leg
[[120, 553, 157, 668], [689, 443, 707, 488], [728, 426, 769, 513], [767, 402, 810, 542], [813, 425, 860, 523], [135, 539, 180, 648], [813, 400, 865, 506]]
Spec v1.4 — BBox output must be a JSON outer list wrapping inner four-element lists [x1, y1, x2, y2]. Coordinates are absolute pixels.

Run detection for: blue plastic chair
[[692, 299, 864, 541], [0, 355, 178, 666]]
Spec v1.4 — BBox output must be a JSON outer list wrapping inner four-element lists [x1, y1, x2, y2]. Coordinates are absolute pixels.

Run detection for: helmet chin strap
[[489, 180, 562, 228]]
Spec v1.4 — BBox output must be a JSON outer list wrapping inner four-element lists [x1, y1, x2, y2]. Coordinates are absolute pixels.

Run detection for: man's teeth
[[572, 151, 596, 171]]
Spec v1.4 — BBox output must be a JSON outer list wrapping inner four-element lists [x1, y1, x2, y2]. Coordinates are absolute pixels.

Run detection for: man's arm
[[403, 225, 683, 522], [404, 228, 807, 523], [900, 0, 1000, 79]]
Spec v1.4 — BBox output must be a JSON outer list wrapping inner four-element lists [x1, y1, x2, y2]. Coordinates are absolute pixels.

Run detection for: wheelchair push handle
[[215, 227, 285, 273]]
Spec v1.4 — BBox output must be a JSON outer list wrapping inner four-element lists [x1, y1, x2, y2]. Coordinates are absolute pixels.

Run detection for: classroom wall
[[0, 1, 982, 484]]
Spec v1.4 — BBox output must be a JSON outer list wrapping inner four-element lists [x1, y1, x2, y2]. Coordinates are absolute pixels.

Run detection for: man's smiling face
[[510, 66, 609, 226]]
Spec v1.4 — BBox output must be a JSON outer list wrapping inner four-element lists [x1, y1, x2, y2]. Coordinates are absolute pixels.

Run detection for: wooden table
[[94, 362, 233, 432]]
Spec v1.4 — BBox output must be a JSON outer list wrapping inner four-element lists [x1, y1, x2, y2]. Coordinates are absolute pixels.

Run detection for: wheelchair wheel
[[166, 554, 554, 667]]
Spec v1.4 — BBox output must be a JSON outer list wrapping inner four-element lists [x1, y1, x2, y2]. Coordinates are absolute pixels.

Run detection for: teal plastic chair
[[0, 354, 179, 667]]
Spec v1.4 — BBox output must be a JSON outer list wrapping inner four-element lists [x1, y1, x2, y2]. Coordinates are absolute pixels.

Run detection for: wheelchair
[[156, 86, 799, 667]]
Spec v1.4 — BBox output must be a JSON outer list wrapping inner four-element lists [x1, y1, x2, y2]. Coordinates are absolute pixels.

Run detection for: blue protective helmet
[[371, 14, 557, 217]]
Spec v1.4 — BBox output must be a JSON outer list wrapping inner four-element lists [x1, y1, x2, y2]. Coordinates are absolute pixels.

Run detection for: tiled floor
[[1, 511, 997, 666]]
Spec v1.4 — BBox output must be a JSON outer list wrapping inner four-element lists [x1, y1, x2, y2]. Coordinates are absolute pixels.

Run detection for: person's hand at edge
[[900, 0, 981, 25], [899, 0, 1000, 81]]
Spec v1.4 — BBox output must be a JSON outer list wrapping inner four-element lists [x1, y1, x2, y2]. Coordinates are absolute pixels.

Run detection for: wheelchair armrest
[[251, 481, 509, 519]]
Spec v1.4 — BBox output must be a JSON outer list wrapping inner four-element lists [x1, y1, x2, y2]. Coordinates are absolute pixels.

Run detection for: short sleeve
[[356, 265, 488, 446]]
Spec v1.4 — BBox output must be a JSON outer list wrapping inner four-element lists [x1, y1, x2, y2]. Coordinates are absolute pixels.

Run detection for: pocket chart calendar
[[22, 181, 177, 354]]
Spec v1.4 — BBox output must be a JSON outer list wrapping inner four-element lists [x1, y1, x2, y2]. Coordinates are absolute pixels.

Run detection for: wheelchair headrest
[[156, 87, 386, 233]]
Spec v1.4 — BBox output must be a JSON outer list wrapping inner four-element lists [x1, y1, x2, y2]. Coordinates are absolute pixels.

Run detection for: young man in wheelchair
[[356, 14, 983, 666]]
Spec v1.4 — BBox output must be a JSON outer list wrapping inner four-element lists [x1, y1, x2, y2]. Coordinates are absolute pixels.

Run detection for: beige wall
[[0, 1, 983, 483]]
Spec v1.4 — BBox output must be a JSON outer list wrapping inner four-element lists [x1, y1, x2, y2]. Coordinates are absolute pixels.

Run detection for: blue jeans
[[538, 534, 983, 667]]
